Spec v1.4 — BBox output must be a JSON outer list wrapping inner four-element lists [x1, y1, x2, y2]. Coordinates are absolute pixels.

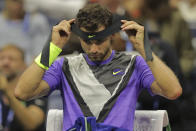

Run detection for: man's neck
[[103, 49, 113, 61]]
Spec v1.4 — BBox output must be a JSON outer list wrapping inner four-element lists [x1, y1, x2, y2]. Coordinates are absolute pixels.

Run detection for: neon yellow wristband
[[34, 42, 62, 70]]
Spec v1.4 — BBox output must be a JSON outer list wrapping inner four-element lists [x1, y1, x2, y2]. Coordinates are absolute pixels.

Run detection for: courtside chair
[[46, 109, 171, 131]]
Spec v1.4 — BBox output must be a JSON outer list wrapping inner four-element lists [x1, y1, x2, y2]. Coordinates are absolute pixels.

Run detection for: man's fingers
[[58, 19, 75, 27], [129, 35, 136, 42], [53, 25, 70, 37], [68, 19, 75, 24], [56, 20, 75, 35], [59, 27, 71, 37], [121, 20, 136, 28], [121, 19, 130, 22], [121, 24, 136, 31], [121, 23, 144, 34], [59, 21, 70, 28], [58, 20, 68, 26]]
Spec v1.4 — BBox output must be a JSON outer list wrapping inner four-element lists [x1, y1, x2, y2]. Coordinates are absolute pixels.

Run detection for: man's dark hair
[[76, 3, 112, 32]]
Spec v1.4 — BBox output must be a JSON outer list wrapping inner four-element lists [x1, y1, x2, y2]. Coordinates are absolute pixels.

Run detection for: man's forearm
[[15, 63, 45, 100], [6, 90, 45, 130], [147, 53, 182, 99]]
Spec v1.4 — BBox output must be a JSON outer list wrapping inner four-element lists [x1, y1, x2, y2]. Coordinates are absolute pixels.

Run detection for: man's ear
[[110, 34, 116, 42]]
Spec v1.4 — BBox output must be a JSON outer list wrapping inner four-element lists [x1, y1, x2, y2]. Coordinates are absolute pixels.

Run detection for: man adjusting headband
[[15, 3, 182, 131]]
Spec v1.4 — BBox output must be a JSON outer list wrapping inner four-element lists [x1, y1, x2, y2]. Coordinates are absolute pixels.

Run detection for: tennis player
[[15, 3, 182, 131]]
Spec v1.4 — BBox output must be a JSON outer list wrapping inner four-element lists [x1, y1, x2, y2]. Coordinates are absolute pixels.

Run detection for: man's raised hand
[[52, 19, 75, 49], [121, 20, 147, 59]]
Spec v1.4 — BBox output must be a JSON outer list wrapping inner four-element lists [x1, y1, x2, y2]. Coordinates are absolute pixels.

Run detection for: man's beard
[[87, 48, 110, 62]]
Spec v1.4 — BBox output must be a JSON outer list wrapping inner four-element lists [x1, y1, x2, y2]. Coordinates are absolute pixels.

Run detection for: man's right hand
[[51, 19, 75, 49]]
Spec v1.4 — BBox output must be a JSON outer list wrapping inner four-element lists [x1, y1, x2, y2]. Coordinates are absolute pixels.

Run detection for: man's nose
[[90, 43, 99, 53]]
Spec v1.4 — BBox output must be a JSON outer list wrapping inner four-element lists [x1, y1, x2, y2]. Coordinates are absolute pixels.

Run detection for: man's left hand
[[121, 20, 146, 59]]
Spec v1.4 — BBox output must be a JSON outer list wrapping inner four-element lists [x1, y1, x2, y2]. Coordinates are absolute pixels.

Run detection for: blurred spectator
[[24, 0, 87, 54], [95, 0, 125, 15], [119, 0, 144, 20], [143, 0, 195, 77], [120, 0, 195, 77], [137, 31, 186, 131], [169, 0, 181, 9], [23, 0, 87, 112], [119, 0, 196, 130], [177, 1, 196, 130], [177, 0, 196, 27], [0, 44, 47, 131], [24, 0, 87, 26], [177, 0, 196, 50], [0, 0, 50, 64], [0, 0, 4, 11]]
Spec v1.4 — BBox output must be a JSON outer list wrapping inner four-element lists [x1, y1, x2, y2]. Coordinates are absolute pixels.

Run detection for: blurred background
[[0, 0, 196, 130]]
